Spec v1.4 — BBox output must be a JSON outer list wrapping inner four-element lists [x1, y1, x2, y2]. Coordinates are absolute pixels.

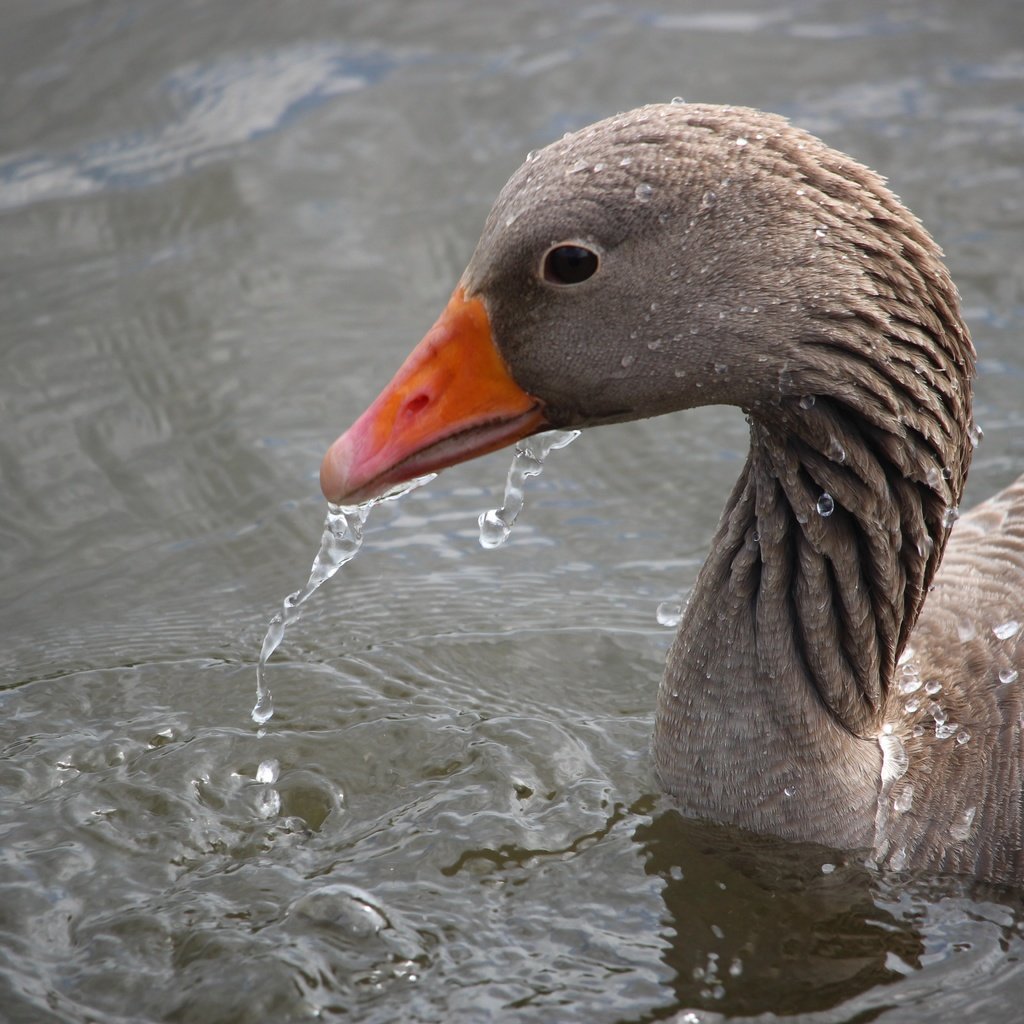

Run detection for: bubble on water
[[254, 474, 436, 726], [993, 620, 1021, 641], [479, 430, 580, 549], [634, 183, 654, 202], [656, 601, 682, 627], [816, 492, 835, 518], [999, 668, 1019, 685]]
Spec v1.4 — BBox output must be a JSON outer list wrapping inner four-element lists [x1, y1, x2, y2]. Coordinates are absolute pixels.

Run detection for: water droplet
[[815, 227, 828, 239], [904, 697, 921, 713], [671, 96, 686, 105], [935, 721, 958, 740], [821, 863, 836, 874], [879, 731, 909, 785], [593, 161, 606, 172], [956, 729, 971, 745], [894, 785, 914, 814], [656, 602, 682, 627], [714, 362, 728, 374], [620, 353, 636, 368], [634, 183, 654, 202], [950, 806, 976, 843], [478, 430, 580, 549], [957, 619, 976, 643], [569, 158, 589, 174], [619, 156, 633, 167], [912, 724, 925, 738], [735, 137, 749, 147], [900, 675, 922, 694], [256, 786, 281, 819], [816, 492, 835, 518], [827, 438, 846, 463], [924, 679, 942, 696], [993, 620, 1021, 641], [942, 506, 960, 529], [784, 786, 796, 797], [999, 668, 1019, 685], [969, 422, 984, 447]]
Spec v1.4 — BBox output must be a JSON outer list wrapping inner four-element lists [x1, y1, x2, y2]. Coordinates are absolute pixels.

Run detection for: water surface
[[3, 1, 1024, 1021]]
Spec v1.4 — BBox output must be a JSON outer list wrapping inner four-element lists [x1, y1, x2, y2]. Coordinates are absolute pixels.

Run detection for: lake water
[[3, 1, 1024, 1021]]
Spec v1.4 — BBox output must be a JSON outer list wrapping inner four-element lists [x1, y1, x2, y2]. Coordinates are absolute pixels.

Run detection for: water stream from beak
[[253, 474, 436, 727], [478, 430, 580, 548]]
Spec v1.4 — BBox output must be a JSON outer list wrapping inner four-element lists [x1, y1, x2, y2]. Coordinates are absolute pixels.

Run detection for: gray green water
[[3, 1, 1024, 1021]]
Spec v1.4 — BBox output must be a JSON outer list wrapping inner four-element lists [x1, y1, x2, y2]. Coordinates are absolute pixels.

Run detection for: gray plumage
[[461, 104, 1024, 882]]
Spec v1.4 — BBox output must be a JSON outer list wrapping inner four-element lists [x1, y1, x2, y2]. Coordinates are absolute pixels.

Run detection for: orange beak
[[320, 288, 548, 505]]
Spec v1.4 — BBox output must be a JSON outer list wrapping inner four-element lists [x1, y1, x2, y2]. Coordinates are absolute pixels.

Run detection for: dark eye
[[543, 244, 600, 285]]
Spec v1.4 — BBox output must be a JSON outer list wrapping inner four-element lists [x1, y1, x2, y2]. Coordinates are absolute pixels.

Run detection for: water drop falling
[[478, 429, 579, 549], [253, 474, 435, 726], [656, 602, 683, 627]]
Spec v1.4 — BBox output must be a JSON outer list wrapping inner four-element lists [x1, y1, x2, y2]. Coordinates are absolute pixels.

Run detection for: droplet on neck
[[478, 429, 580, 549], [968, 421, 984, 447], [942, 506, 960, 529], [816, 492, 835, 518], [634, 183, 654, 202], [999, 667, 1019, 685]]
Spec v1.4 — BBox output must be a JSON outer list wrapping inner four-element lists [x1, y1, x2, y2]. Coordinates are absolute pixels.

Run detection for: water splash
[[253, 474, 435, 726], [478, 430, 579, 549]]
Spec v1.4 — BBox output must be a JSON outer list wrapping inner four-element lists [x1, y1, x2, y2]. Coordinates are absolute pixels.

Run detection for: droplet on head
[[993, 620, 1021, 641]]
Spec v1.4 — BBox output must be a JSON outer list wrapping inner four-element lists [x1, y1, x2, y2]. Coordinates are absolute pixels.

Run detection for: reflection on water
[[3, 0, 1024, 1021]]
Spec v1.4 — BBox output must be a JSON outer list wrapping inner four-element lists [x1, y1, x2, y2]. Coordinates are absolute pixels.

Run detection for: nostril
[[404, 393, 430, 417]]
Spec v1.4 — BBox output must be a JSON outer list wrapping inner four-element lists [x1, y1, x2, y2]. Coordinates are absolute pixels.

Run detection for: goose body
[[320, 104, 1024, 883]]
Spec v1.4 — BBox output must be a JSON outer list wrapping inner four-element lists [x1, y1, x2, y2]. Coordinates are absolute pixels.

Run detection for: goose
[[319, 103, 1024, 883]]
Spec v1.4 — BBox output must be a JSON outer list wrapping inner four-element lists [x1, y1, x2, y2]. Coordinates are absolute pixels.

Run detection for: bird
[[319, 103, 1024, 884]]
